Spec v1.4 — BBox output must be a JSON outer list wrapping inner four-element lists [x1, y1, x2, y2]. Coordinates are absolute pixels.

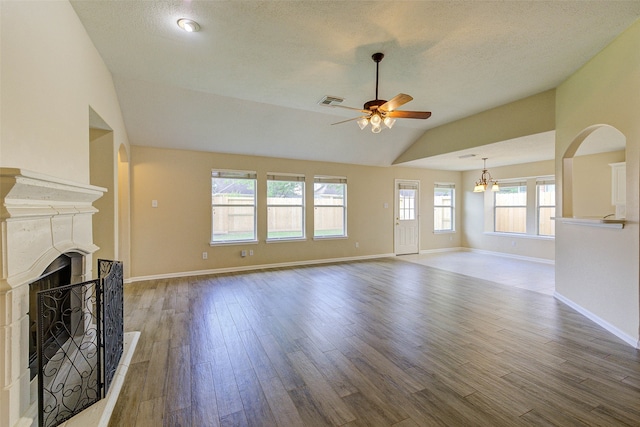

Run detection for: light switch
[[152, 200, 158, 208]]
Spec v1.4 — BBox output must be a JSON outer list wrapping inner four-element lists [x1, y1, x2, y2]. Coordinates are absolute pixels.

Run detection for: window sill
[[483, 232, 554, 241], [313, 235, 348, 241], [210, 239, 259, 247], [553, 217, 625, 229], [434, 230, 456, 234], [266, 237, 307, 243]]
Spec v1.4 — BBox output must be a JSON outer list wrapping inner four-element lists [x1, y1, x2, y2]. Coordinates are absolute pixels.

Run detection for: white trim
[[419, 247, 465, 255], [210, 239, 259, 246], [483, 231, 554, 241], [418, 247, 556, 265], [554, 217, 625, 229], [554, 292, 640, 349], [394, 179, 421, 255], [312, 235, 348, 240], [125, 253, 395, 283], [465, 248, 555, 265], [266, 237, 307, 243]]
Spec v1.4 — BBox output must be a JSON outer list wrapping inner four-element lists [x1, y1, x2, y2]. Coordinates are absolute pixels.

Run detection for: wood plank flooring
[[109, 258, 640, 426]]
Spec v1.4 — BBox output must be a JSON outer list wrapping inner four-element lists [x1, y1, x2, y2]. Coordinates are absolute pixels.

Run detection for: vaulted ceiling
[[70, 1, 640, 170]]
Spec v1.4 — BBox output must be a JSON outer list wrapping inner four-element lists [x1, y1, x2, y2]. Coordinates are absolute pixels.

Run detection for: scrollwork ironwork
[[36, 259, 124, 427], [99, 259, 124, 394], [37, 280, 101, 427]]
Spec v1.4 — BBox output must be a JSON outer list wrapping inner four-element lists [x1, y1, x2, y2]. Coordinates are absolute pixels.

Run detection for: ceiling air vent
[[318, 95, 344, 106]]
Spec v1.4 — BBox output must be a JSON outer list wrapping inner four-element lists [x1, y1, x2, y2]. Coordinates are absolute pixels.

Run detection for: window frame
[[210, 169, 258, 245], [313, 176, 347, 239], [266, 173, 306, 242], [536, 179, 556, 237], [434, 183, 455, 232], [493, 181, 527, 234]]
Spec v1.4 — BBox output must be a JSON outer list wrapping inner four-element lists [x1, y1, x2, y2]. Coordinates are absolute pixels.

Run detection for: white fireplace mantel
[[0, 168, 106, 427], [1, 168, 106, 290]]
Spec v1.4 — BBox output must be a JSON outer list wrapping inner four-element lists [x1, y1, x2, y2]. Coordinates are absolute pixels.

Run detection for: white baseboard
[[125, 253, 396, 284], [554, 292, 639, 349], [465, 248, 555, 265], [418, 247, 554, 265], [419, 247, 465, 255]]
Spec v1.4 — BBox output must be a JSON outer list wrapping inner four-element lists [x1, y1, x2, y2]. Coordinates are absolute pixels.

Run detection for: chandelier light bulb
[[473, 158, 499, 192], [370, 113, 382, 126], [371, 124, 382, 133]]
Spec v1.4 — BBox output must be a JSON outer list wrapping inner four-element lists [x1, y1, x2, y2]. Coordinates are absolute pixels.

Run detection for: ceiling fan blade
[[385, 110, 432, 119], [332, 104, 371, 114], [379, 93, 413, 112], [331, 116, 366, 126]]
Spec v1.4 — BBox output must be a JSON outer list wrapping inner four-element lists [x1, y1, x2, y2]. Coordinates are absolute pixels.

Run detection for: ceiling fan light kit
[[330, 52, 432, 133]]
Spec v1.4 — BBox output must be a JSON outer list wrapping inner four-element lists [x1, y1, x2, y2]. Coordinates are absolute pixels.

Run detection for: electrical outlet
[[241, 250, 247, 257], [249, 250, 254, 256], [151, 200, 158, 208], [202, 252, 208, 260], [355, 242, 359, 248]]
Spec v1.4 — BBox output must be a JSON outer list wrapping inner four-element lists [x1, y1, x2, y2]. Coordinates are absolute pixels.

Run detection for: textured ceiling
[[70, 1, 640, 170]]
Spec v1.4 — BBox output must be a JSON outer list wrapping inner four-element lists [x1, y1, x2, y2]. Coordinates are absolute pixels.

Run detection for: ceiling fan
[[331, 52, 432, 133]]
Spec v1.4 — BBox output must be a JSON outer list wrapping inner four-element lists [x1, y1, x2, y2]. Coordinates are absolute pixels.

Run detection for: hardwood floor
[[110, 258, 640, 426]]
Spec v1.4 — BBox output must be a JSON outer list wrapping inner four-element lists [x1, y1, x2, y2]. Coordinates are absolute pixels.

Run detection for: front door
[[394, 180, 420, 255]]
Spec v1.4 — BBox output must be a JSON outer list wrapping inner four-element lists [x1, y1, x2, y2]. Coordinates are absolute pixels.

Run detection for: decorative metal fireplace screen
[[36, 260, 124, 427]]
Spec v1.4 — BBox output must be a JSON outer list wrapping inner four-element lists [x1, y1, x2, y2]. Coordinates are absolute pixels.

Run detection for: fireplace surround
[[1, 168, 105, 427]]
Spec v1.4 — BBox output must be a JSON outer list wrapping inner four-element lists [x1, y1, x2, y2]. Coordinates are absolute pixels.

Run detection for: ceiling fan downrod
[[372, 52, 384, 101]]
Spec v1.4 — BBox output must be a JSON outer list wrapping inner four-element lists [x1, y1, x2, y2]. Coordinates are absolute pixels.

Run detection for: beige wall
[[462, 160, 556, 261], [0, 1, 129, 185], [129, 146, 462, 278], [1, 1, 130, 274], [90, 129, 116, 262], [572, 150, 625, 218], [555, 20, 640, 343], [394, 90, 555, 164]]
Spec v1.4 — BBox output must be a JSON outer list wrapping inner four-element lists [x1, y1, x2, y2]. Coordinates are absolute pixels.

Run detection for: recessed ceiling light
[[177, 18, 200, 33]]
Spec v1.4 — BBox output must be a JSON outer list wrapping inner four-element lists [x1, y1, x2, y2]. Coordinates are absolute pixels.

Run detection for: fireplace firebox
[[28, 255, 73, 380]]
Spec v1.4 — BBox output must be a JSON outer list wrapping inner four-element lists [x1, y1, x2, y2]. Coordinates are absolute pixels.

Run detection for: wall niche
[[562, 125, 626, 221]]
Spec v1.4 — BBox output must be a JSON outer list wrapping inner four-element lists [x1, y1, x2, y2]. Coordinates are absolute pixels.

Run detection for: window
[[537, 181, 555, 236], [494, 182, 527, 233], [267, 174, 305, 240], [398, 183, 417, 220], [434, 184, 455, 232], [314, 176, 347, 238], [211, 170, 257, 243]]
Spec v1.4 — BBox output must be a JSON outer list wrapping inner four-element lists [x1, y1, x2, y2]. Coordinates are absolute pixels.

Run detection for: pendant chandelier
[[473, 158, 500, 192]]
